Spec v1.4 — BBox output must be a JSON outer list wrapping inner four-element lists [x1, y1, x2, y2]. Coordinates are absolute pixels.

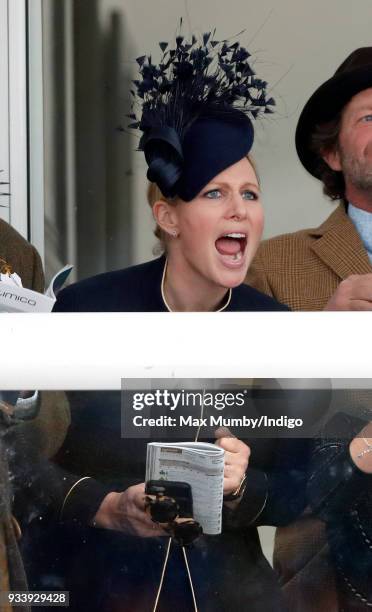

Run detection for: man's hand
[[92, 483, 167, 537], [214, 427, 250, 496], [324, 274, 372, 310]]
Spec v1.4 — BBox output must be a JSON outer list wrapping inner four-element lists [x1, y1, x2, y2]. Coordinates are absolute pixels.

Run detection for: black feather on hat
[[128, 30, 275, 201]]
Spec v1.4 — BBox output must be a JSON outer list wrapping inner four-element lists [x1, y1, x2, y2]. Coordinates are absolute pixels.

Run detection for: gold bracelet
[[223, 473, 247, 501]]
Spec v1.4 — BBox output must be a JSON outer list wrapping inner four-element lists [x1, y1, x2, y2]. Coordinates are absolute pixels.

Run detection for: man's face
[[324, 87, 372, 194]]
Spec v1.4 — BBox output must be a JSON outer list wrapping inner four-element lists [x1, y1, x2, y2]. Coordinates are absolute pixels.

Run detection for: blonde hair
[[147, 154, 259, 253]]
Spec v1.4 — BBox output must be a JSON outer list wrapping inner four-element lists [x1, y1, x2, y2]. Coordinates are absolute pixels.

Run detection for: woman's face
[[168, 157, 263, 289]]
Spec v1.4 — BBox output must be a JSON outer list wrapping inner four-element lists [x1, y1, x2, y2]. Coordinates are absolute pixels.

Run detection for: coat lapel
[[310, 204, 372, 280]]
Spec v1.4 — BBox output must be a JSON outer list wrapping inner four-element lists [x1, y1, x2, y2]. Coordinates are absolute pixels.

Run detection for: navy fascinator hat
[[128, 30, 275, 201]]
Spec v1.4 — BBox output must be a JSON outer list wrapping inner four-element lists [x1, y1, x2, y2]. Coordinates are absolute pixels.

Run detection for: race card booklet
[[0, 265, 73, 313], [146, 441, 224, 535]]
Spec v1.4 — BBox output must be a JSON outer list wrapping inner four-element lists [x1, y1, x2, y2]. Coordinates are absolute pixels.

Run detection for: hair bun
[[143, 126, 184, 197]]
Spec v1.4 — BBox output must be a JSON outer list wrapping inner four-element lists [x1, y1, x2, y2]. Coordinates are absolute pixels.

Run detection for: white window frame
[[28, 0, 45, 260], [0, 0, 44, 260], [0, 0, 10, 221], [8, 0, 28, 237]]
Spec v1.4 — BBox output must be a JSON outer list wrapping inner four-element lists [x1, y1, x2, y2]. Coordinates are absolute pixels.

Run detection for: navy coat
[[54, 255, 289, 313], [23, 258, 292, 611]]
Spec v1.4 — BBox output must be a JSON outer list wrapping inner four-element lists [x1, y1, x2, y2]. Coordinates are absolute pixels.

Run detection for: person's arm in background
[[223, 419, 371, 532], [306, 413, 372, 606], [10, 389, 165, 538], [0, 219, 45, 292], [248, 236, 372, 312], [307, 413, 372, 519], [10, 432, 112, 530]]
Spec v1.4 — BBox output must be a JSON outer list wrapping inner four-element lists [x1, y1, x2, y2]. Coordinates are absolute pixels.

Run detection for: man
[[0, 218, 44, 292], [247, 48, 372, 611], [247, 47, 372, 311]]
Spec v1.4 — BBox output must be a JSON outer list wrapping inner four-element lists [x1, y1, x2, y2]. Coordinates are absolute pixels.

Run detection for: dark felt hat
[[296, 47, 372, 177]]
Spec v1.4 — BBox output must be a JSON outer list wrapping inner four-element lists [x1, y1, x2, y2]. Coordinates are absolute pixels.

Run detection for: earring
[[171, 230, 179, 238]]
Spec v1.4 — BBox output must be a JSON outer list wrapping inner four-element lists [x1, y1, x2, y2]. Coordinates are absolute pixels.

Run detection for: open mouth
[[215, 233, 247, 263]]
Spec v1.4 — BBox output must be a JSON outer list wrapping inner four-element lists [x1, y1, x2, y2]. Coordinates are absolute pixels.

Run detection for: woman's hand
[[349, 422, 372, 474], [92, 483, 168, 537], [214, 427, 250, 496]]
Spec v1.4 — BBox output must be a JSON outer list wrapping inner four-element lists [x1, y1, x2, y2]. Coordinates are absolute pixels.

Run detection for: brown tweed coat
[[247, 203, 372, 311], [247, 203, 372, 612], [0, 219, 44, 292]]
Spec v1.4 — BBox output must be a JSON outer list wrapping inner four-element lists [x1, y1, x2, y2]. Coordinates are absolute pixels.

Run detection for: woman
[[24, 32, 300, 612], [54, 154, 283, 314], [23, 34, 372, 612]]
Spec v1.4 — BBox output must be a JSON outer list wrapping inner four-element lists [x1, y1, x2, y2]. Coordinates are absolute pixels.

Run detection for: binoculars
[[145, 480, 203, 547]]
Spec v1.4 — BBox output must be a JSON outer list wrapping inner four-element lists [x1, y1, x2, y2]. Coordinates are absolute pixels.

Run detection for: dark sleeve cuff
[[223, 468, 268, 529], [60, 477, 113, 525], [14, 458, 113, 527]]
